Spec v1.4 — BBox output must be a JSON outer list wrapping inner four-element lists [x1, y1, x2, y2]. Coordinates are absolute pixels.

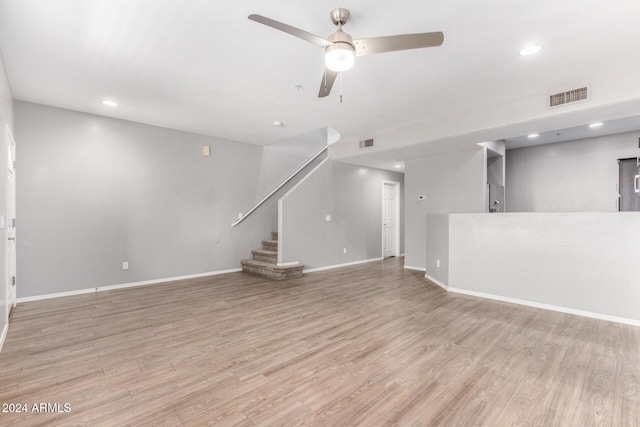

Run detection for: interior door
[[6, 126, 16, 313], [383, 182, 398, 258], [619, 158, 640, 211]]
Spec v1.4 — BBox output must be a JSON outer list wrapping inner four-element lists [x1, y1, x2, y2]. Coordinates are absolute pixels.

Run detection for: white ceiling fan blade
[[354, 32, 444, 56], [318, 68, 338, 98], [248, 14, 333, 48]]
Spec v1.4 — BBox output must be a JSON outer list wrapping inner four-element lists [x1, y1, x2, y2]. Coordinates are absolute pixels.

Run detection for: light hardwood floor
[[1, 258, 639, 426]]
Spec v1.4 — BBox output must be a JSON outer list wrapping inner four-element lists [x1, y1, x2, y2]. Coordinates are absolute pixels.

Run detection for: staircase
[[241, 231, 304, 280]]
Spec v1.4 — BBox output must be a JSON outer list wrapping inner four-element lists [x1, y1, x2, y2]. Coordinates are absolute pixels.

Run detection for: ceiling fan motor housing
[[326, 29, 355, 52], [327, 7, 354, 53], [330, 8, 350, 26]]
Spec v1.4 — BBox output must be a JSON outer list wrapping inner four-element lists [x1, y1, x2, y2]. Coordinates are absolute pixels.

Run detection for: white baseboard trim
[[18, 288, 97, 303], [424, 273, 448, 291], [17, 268, 242, 303], [277, 261, 300, 267], [403, 265, 426, 272], [0, 323, 8, 352], [304, 257, 384, 274], [448, 287, 640, 327]]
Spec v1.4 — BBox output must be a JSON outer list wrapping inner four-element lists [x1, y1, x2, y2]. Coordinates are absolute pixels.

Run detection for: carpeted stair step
[[252, 249, 277, 263], [262, 239, 278, 251], [240, 259, 304, 280]]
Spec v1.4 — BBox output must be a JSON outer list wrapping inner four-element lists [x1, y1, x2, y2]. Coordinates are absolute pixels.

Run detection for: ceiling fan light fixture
[[325, 44, 355, 72]]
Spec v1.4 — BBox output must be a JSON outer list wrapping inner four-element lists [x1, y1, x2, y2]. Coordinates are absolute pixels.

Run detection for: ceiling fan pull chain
[[340, 72, 343, 103]]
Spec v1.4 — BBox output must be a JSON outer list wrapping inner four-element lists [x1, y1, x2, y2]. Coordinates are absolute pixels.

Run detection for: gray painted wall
[[487, 156, 503, 186], [448, 212, 640, 322], [279, 160, 404, 269], [256, 128, 327, 202], [506, 131, 640, 212], [404, 147, 486, 269], [425, 214, 449, 286], [0, 52, 13, 331], [15, 101, 279, 298]]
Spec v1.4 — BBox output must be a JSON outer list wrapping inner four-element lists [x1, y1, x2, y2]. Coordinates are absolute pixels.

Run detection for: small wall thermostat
[[417, 195, 426, 201]]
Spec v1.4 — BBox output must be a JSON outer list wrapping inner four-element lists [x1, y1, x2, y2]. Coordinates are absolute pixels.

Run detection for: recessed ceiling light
[[528, 133, 539, 138], [101, 99, 118, 107], [520, 44, 543, 56], [394, 164, 402, 168], [272, 121, 283, 127], [589, 122, 603, 128]]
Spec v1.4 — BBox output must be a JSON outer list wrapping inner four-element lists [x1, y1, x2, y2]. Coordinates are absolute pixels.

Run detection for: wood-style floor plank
[[1, 257, 639, 426]]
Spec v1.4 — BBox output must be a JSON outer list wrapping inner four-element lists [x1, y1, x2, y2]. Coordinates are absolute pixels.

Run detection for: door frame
[[5, 125, 16, 311], [381, 180, 401, 258], [618, 157, 640, 211]]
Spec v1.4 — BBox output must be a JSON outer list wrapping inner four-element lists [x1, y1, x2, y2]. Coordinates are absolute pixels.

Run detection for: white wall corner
[[277, 261, 300, 267], [424, 273, 448, 291], [0, 323, 8, 352], [277, 199, 283, 265]]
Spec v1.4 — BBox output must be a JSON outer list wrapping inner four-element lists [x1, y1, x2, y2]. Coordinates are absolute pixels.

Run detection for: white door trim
[[381, 180, 400, 258], [5, 125, 16, 310]]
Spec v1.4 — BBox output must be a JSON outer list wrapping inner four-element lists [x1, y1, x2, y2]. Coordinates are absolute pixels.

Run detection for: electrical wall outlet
[[343, 248, 347, 254], [122, 262, 129, 270]]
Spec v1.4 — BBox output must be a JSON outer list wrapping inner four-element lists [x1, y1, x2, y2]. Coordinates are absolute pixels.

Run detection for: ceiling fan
[[248, 8, 444, 98]]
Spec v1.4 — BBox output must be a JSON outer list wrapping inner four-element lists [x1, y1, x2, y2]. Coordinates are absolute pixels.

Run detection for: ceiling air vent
[[359, 138, 374, 149], [549, 86, 589, 108]]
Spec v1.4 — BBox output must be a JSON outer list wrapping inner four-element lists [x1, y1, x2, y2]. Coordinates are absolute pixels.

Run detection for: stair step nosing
[[241, 260, 303, 271], [252, 249, 277, 255]]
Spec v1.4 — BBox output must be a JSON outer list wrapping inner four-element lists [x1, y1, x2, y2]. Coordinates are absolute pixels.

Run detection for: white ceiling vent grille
[[549, 86, 589, 108], [359, 138, 374, 149]]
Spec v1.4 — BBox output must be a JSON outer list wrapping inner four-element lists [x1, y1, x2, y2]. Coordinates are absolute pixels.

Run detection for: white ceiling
[[1, 0, 640, 166]]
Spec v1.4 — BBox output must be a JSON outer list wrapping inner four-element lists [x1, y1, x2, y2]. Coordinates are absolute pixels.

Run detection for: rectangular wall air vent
[[549, 86, 589, 108], [359, 138, 374, 149]]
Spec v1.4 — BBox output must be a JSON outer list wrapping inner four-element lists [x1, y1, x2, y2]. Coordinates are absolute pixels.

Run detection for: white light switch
[[326, 215, 331, 221], [202, 146, 211, 156]]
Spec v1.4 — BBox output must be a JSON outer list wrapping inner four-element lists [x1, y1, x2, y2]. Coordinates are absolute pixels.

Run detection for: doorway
[[5, 125, 16, 317], [382, 181, 400, 258], [619, 158, 640, 211]]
